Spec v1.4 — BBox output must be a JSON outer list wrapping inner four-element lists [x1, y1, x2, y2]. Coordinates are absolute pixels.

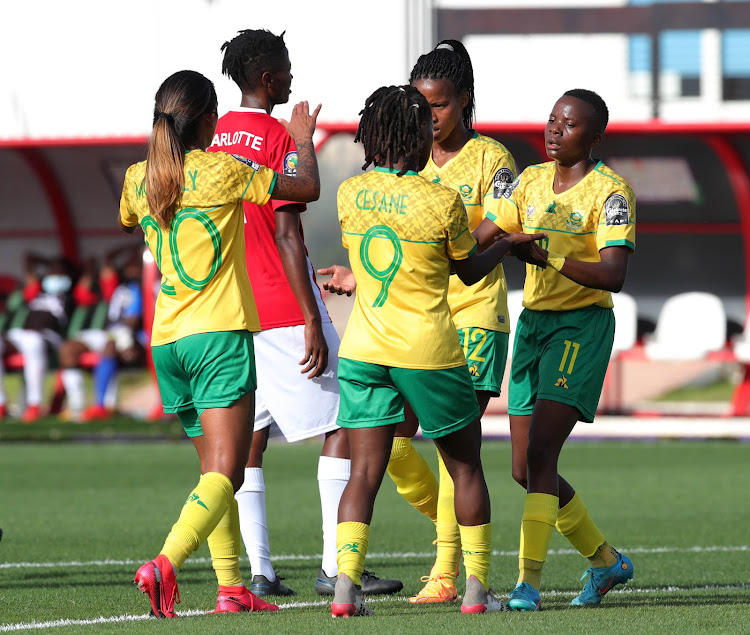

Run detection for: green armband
[[546, 251, 566, 272]]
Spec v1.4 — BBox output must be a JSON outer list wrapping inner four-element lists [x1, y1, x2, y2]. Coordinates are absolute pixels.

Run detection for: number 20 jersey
[[337, 167, 477, 370], [119, 149, 277, 346]]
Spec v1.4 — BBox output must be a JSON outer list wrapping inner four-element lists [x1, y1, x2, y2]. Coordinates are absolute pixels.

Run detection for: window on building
[[722, 29, 750, 101]]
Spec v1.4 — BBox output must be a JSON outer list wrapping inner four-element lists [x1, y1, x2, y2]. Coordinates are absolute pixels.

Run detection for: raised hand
[[279, 101, 322, 145]]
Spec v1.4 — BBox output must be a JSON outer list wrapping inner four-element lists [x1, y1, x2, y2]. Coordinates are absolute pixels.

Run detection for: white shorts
[[253, 321, 341, 442]]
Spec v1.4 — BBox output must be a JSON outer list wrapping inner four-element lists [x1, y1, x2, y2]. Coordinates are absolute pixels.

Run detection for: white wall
[[1, 0, 747, 141]]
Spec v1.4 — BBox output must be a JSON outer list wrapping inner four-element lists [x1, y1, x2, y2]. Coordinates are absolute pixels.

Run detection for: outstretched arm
[[275, 207, 328, 378], [272, 101, 321, 203], [542, 245, 630, 292], [452, 232, 546, 286]]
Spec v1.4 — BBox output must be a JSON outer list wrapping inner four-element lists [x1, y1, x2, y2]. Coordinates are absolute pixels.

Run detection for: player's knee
[[526, 441, 552, 473], [511, 465, 528, 488]]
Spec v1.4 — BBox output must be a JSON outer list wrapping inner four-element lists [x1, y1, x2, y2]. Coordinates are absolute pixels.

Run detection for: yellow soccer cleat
[[408, 573, 458, 604]]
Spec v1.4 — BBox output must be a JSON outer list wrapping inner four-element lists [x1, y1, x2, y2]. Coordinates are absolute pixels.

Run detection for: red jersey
[[208, 108, 330, 329]]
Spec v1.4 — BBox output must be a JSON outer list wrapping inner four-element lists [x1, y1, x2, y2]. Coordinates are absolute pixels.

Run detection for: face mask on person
[[42, 274, 72, 295]]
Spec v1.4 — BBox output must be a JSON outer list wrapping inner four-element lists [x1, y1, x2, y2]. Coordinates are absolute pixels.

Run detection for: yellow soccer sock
[[161, 472, 233, 571], [337, 522, 369, 586], [386, 437, 438, 522], [207, 497, 243, 587], [555, 492, 615, 566], [458, 523, 491, 590], [517, 493, 558, 588], [432, 451, 460, 580]]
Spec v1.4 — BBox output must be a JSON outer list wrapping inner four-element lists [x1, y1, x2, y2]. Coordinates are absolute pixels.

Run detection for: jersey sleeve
[[267, 127, 306, 213], [445, 192, 477, 260], [596, 186, 636, 252], [228, 154, 278, 206], [336, 183, 350, 249], [486, 173, 523, 233], [119, 166, 139, 228]]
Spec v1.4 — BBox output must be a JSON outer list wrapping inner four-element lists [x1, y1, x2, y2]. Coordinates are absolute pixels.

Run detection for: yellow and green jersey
[[119, 149, 277, 345], [488, 160, 636, 312], [337, 167, 477, 369], [420, 132, 516, 333]]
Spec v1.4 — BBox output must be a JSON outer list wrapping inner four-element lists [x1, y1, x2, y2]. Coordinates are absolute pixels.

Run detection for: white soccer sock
[[61, 368, 85, 415], [235, 467, 276, 580], [14, 330, 46, 406], [318, 456, 351, 577]]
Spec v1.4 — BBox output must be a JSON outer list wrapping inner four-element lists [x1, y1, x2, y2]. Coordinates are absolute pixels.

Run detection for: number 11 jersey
[[337, 166, 476, 369]]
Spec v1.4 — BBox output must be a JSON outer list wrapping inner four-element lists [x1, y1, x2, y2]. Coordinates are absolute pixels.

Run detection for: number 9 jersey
[[337, 166, 477, 369], [119, 149, 278, 346]]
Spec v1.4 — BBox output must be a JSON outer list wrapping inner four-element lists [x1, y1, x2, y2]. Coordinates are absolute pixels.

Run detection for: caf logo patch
[[493, 167, 514, 199], [604, 193, 629, 226], [231, 154, 260, 171], [283, 151, 298, 176]]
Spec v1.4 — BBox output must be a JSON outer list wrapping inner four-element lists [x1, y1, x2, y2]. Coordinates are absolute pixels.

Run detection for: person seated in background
[[58, 245, 145, 421], [0, 253, 80, 422]]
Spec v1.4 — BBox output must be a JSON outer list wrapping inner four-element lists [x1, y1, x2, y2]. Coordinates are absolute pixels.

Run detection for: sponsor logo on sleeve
[[604, 193, 629, 226], [503, 178, 520, 200], [283, 151, 298, 176], [231, 154, 260, 171], [493, 167, 514, 199]]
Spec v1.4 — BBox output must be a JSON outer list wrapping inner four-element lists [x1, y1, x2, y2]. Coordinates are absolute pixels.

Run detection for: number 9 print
[[360, 225, 403, 307]]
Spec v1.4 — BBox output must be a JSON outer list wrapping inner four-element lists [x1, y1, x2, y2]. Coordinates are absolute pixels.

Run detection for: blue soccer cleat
[[508, 581, 541, 611], [570, 551, 634, 607]]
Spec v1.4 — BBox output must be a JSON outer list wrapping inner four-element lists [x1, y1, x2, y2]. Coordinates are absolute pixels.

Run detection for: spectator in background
[[0, 253, 79, 422], [58, 245, 145, 421]]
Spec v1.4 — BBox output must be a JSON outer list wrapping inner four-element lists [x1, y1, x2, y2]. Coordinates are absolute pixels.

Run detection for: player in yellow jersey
[[120, 70, 321, 618], [379, 39, 518, 604], [329, 84, 544, 618], [474, 89, 636, 610]]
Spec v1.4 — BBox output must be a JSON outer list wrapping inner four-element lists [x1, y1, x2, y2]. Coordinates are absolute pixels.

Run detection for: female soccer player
[[209, 29, 400, 598], [330, 84, 544, 617], [474, 88, 636, 610], [119, 69, 320, 618], [384, 39, 518, 604]]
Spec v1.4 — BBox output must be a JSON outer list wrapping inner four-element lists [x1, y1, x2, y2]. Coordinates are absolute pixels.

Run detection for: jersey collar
[[374, 166, 419, 176], [227, 106, 268, 115]]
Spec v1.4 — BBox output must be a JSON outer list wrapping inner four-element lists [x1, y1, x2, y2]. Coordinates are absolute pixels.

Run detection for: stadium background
[[2, 0, 750, 419]]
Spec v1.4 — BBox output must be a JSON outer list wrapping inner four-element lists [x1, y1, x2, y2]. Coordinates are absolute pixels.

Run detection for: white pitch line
[[1, 545, 748, 570], [2, 584, 749, 632]]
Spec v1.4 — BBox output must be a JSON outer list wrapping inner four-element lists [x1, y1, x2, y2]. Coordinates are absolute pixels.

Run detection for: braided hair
[[563, 88, 609, 135], [221, 29, 287, 91], [409, 39, 475, 131], [355, 85, 431, 176]]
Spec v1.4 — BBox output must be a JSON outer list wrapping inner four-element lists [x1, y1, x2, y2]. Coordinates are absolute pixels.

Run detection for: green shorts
[[152, 330, 256, 438], [337, 358, 480, 439], [457, 327, 509, 396], [508, 305, 614, 423]]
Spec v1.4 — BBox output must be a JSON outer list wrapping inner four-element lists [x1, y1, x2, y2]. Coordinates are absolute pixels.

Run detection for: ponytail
[[144, 70, 218, 229]]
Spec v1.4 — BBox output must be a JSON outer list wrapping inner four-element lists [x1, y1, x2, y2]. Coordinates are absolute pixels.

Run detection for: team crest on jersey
[[231, 154, 260, 171], [459, 184, 473, 199], [604, 193, 629, 226], [566, 211, 584, 229], [283, 151, 298, 176], [493, 167, 514, 199]]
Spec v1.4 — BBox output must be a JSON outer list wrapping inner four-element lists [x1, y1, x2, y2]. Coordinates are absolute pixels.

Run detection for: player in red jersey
[[208, 29, 401, 598]]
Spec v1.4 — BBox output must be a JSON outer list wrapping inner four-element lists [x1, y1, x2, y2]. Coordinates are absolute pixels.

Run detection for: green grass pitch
[[1, 427, 749, 633]]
